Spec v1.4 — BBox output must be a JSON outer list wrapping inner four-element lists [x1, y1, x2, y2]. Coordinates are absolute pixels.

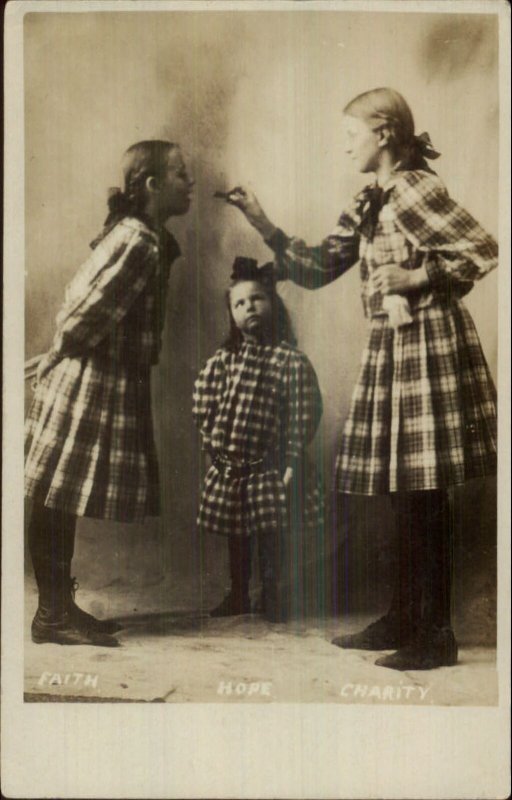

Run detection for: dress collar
[[122, 216, 181, 260]]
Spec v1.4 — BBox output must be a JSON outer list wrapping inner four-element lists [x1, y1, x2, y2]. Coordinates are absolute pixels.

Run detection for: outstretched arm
[[228, 186, 361, 290]]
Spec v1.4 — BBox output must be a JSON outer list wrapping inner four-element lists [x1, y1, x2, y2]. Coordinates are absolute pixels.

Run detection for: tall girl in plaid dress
[[25, 140, 194, 646], [193, 258, 323, 622], [227, 88, 497, 669]]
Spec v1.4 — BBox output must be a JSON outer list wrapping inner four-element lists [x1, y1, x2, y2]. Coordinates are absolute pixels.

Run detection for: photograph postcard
[[2, 1, 510, 797]]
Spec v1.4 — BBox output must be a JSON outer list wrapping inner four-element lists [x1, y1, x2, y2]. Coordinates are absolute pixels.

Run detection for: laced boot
[[68, 577, 123, 634], [331, 612, 410, 650], [331, 568, 420, 650], [31, 559, 120, 647], [332, 563, 420, 650], [31, 607, 120, 647], [375, 625, 458, 670]]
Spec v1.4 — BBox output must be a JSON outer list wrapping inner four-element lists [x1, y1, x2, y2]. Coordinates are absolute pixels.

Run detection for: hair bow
[[230, 257, 275, 287], [414, 131, 441, 160]]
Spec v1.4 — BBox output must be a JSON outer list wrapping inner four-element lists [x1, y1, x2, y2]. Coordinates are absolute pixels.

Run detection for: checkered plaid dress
[[192, 341, 323, 537], [25, 217, 180, 522], [266, 169, 498, 494]]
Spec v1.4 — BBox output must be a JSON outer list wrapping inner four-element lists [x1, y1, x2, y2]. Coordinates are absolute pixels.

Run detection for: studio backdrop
[[24, 10, 498, 638]]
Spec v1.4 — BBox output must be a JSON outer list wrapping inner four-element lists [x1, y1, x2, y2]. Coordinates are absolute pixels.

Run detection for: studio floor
[[24, 579, 498, 707]]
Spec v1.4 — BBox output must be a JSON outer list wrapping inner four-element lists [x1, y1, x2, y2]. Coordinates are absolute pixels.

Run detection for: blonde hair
[[344, 88, 414, 148], [344, 88, 440, 170]]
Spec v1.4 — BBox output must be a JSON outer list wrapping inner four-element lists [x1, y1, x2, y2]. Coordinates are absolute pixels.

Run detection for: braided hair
[[343, 87, 441, 173], [91, 140, 178, 248], [223, 256, 297, 351]]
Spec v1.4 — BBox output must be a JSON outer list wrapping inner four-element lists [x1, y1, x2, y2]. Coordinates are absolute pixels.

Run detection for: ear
[[377, 126, 392, 148], [145, 175, 160, 194]]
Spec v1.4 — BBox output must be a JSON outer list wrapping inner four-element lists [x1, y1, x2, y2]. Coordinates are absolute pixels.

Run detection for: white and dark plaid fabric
[[25, 217, 180, 522], [266, 169, 498, 494], [337, 303, 497, 493], [192, 341, 323, 536]]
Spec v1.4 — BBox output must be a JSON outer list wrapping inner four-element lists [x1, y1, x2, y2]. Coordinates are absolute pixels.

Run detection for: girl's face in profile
[[156, 147, 194, 218], [229, 280, 273, 342], [342, 114, 383, 173]]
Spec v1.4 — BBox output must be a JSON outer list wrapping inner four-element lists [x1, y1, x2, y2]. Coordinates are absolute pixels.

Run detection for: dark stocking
[[28, 501, 76, 621], [375, 489, 457, 670], [390, 489, 453, 630], [258, 532, 283, 622], [228, 535, 252, 602], [422, 490, 453, 628], [210, 535, 252, 616]]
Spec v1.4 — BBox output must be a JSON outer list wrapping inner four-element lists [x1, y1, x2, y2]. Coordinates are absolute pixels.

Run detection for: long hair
[[343, 87, 440, 172], [222, 257, 297, 352], [91, 140, 178, 248]]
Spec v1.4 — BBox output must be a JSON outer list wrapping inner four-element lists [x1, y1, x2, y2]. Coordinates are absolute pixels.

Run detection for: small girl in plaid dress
[[25, 140, 194, 646], [227, 88, 498, 669], [193, 258, 323, 622]]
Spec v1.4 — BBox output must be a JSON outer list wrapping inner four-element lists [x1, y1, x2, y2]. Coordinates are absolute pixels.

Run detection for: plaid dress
[[266, 169, 498, 494], [25, 217, 180, 522], [192, 341, 323, 537]]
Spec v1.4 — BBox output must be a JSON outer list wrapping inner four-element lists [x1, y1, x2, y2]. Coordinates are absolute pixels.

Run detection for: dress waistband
[[212, 452, 278, 480]]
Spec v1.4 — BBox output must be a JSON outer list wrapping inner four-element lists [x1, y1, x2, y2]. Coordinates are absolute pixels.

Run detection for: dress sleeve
[[391, 172, 498, 294], [52, 224, 158, 356], [192, 351, 226, 451], [284, 351, 323, 462], [265, 199, 363, 290]]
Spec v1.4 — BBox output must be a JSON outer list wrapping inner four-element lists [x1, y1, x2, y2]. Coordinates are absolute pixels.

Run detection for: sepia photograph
[[2, 1, 510, 797]]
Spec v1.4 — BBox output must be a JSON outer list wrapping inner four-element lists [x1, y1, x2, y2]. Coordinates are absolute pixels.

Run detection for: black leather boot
[[28, 502, 120, 647], [375, 625, 458, 670], [375, 491, 458, 671], [332, 613, 408, 650], [31, 560, 120, 647]]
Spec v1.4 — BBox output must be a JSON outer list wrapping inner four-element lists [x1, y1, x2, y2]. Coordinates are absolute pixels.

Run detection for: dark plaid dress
[[266, 169, 498, 495], [193, 341, 323, 537], [25, 217, 180, 522]]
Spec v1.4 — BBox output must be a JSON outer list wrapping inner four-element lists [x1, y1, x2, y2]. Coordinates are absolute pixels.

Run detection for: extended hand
[[226, 186, 276, 239]]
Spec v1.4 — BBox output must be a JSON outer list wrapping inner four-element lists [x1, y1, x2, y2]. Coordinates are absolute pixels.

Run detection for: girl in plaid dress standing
[[193, 258, 323, 622], [227, 87, 498, 669], [25, 140, 194, 646]]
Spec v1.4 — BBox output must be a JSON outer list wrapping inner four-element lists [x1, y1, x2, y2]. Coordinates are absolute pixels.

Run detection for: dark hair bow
[[230, 256, 275, 288], [413, 131, 441, 160], [107, 186, 131, 214]]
